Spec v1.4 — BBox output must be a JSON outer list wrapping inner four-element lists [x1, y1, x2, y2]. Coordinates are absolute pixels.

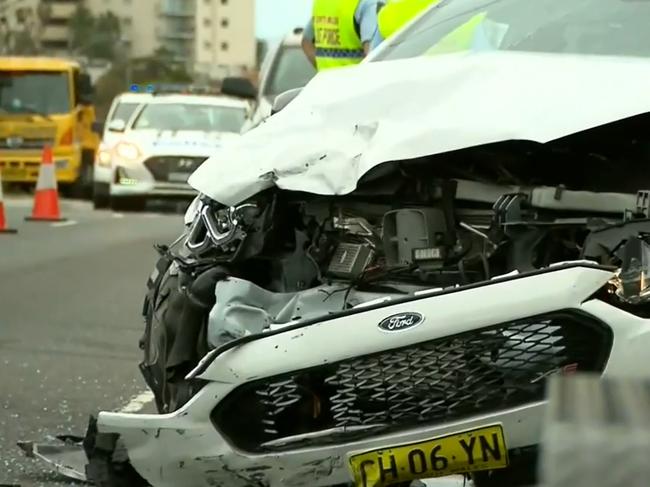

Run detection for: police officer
[[377, 1, 502, 54], [302, 0, 386, 71], [375, 0, 439, 47]]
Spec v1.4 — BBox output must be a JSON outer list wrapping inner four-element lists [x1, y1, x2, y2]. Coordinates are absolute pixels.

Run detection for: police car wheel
[[110, 196, 146, 212], [93, 183, 110, 209], [63, 151, 95, 199]]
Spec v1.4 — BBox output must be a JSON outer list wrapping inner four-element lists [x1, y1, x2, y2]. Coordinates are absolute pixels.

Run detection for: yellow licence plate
[[349, 425, 508, 487], [1, 167, 28, 180]]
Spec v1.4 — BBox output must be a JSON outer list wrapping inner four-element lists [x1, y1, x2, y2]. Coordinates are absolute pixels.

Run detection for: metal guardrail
[[540, 374, 650, 487]]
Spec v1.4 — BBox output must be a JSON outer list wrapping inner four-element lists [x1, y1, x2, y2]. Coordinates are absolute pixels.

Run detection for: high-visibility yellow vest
[[312, 0, 364, 71], [425, 12, 488, 55], [378, 0, 438, 40]]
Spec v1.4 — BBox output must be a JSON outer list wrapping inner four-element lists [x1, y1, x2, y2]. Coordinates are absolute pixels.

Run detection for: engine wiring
[[341, 264, 419, 310]]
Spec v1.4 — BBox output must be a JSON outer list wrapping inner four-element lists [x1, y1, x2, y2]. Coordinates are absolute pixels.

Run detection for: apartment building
[[160, 0, 256, 79], [158, 0, 194, 63], [0, 0, 256, 79], [0, 0, 110, 55], [0, 0, 55, 54], [85, 0, 159, 59]]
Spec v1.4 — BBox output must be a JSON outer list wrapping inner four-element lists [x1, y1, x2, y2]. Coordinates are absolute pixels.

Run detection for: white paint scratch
[[51, 220, 78, 227]]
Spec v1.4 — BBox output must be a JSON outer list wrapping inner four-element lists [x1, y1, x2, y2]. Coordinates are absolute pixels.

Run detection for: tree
[[92, 12, 121, 59], [8, 7, 40, 55], [94, 46, 194, 118], [69, 7, 121, 60], [256, 39, 268, 69], [69, 5, 94, 53], [94, 64, 127, 119], [131, 47, 193, 84], [12, 30, 38, 55]]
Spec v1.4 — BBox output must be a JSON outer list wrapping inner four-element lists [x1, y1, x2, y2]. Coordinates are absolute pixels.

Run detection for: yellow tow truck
[[0, 57, 99, 197]]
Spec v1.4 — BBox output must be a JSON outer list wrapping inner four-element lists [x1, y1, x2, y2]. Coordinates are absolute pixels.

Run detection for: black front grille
[[212, 311, 612, 452], [143, 156, 207, 182]]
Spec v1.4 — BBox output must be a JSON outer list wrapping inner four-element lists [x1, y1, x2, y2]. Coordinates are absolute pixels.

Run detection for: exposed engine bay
[[139, 113, 650, 415], [55, 40, 650, 487]]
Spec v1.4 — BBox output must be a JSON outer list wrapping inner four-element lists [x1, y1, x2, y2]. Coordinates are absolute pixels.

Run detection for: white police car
[[103, 93, 249, 211], [93, 91, 153, 208]]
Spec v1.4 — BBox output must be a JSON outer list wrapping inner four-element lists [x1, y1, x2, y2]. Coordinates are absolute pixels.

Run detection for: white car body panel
[[189, 52, 650, 206], [94, 93, 153, 186], [192, 265, 611, 383], [97, 264, 650, 487]]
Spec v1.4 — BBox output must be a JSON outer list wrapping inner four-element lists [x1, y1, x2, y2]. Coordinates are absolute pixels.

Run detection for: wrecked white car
[[80, 1, 650, 487]]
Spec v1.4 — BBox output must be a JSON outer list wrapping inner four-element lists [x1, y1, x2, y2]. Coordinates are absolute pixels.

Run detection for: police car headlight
[[97, 150, 112, 167], [115, 141, 141, 161]]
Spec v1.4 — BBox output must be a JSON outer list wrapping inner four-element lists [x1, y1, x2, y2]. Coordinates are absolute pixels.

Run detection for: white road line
[[51, 220, 78, 228], [118, 390, 155, 413], [4, 199, 33, 208], [112, 213, 125, 219]]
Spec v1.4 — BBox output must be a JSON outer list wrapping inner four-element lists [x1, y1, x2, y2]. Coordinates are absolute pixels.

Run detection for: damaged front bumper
[[88, 263, 650, 487], [17, 435, 88, 482], [98, 402, 542, 487]]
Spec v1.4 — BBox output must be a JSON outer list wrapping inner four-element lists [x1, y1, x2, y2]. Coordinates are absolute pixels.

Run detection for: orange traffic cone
[[0, 168, 17, 234], [25, 145, 66, 222]]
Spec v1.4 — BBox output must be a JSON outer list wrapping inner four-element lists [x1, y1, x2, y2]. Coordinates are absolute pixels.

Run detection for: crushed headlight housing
[[185, 198, 260, 260]]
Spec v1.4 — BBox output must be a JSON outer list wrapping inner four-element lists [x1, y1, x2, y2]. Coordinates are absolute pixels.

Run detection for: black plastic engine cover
[[139, 250, 226, 413]]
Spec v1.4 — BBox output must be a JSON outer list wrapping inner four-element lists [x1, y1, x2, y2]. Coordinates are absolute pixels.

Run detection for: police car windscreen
[[132, 103, 247, 133], [111, 102, 139, 124], [373, 0, 650, 62]]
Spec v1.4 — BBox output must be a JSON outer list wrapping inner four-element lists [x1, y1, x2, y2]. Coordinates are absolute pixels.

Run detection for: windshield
[[373, 0, 650, 62], [0, 71, 71, 115], [263, 45, 316, 98], [111, 102, 139, 124], [132, 103, 247, 133]]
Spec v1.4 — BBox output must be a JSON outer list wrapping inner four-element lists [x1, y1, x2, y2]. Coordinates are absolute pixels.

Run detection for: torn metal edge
[[17, 438, 88, 483]]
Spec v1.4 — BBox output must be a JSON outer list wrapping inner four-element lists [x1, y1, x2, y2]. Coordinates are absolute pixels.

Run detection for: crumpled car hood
[[189, 51, 650, 206]]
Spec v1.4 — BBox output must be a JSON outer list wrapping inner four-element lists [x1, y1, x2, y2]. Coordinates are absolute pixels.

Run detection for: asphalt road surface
[[0, 196, 183, 486]]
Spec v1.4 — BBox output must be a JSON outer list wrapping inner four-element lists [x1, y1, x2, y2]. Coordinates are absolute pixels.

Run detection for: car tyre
[[110, 196, 146, 212], [93, 183, 110, 209], [84, 417, 150, 487], [62, 150, 95, 200], [86, 442, 150, 487]]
